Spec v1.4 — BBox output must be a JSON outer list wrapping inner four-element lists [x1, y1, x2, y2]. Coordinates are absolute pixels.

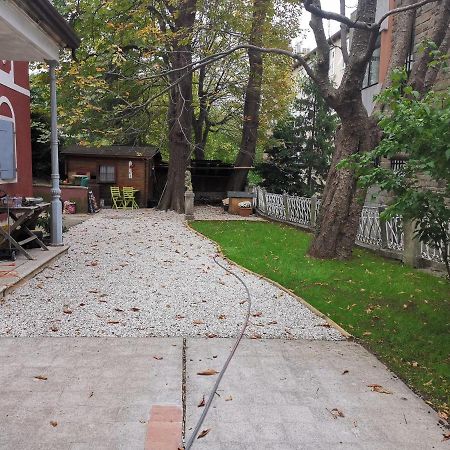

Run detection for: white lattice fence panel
[[265, 193, 286, 220], [421, 238, 449, 264], [255, 187, 266, 213], [357, 206, 382, 247], [385, 215, 404, 251], [287, 196, 311, 226]]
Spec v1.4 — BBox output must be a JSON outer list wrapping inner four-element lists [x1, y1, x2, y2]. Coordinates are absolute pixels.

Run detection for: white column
[[48, 60, 63, 245]]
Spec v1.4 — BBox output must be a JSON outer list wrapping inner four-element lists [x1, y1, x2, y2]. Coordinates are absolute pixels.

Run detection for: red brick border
[[145, 405, 183, 450]]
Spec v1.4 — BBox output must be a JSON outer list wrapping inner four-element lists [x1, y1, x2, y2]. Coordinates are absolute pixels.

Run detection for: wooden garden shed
[[61, 145, 158, 208]]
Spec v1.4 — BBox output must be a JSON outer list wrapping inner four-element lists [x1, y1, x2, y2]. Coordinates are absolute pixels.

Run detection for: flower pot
[[238, 207, 252, 217]]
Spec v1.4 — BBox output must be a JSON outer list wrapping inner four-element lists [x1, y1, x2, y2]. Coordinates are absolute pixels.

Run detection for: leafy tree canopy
[[257, 75, 337, 196], [347, 69, 450, 276]]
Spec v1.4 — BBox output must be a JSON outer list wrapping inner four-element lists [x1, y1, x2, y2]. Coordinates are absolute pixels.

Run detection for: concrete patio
[[0, 337, 447, 449]]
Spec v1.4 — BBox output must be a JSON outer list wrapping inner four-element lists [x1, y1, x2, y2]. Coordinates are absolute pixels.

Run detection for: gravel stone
[[0, 209, 342, 340]]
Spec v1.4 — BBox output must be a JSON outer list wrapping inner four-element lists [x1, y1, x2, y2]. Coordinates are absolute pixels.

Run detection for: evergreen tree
[[257, 76, 337, 196]]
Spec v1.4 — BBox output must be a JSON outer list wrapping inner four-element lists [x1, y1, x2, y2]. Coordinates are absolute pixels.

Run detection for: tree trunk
[[192, 65, 207, 160], [227, 0, 269, 191], [157, 0, 197, 212], [308, 103, 379, 259], [307, 0, 450, 259]]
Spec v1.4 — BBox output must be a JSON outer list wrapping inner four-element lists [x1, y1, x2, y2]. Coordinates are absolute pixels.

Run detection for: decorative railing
[[420, 235, 449, 264], [254, 187, 447, 268], [287, 196, 311, 226], [385, 214, 404, 251], [357, 206, 382, 247], [265, 193, 286, 221]]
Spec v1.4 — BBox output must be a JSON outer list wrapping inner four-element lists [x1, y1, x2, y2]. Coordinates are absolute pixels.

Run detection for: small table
[[0, 203, 50, 260]]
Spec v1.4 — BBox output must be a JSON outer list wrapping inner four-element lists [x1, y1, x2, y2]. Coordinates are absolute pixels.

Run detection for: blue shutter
[[0, 119, 16, 180]]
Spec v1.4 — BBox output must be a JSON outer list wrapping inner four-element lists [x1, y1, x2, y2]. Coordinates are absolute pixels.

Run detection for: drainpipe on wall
[[48, 60, 63, 245]]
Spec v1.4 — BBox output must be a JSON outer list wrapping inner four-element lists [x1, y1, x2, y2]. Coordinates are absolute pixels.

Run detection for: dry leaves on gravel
[[193, 320, 204, 325], [197, 369, 219, 376], [368, 384, 392, 394]]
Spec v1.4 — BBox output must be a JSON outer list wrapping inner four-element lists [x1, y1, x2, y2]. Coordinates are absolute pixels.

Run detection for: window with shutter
[[0, 119, 16, 181]]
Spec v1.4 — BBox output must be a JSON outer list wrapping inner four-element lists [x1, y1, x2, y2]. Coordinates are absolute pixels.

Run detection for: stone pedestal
[[402, 220, 421, 267], [185, 190, 195, 220]]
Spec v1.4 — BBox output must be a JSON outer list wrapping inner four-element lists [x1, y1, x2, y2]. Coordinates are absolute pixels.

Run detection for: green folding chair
[[110, 186, 124, 209], [122, 187, 139, 210]]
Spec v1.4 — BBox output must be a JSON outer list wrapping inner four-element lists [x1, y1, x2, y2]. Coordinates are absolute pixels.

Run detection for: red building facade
[[0, 60, 33, 197]]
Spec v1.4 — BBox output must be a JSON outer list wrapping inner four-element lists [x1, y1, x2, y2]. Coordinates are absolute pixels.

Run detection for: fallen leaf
[[267, 321, 278, 325], [175, 315, 185, 320], [114, 308, 124, 312], [50, 326, 59, 332], [197, 369, 219, 376], [363, 331, 372, 336], [130, 307, 140, 312], [412, 361, 418, 367], [36, 283, 44, 289], [319, 323, 331, 328], [438, 411, 448, 421], [368, 384, 392, 394], [87, 261, 98, 267], [107, 320, 120, 324], [197, 429, 210, 439], [34, 375, 47, 381], [250, 333, 261, 339], [239, 300, 247, 305], [252, 312, 262, 317], [328, 408, 345, 419], [442, 432, 450, 442], [218, 315, 226, 320], [198, 396, 205, 407], [342, 370, 349, 375], [193, 320, 204, 325], [206, 333, 217, 338], [153, 356, 163, 360], [50, 421, 58, 427], [225, 395, 233, 401], [63, 307, 72, 314]]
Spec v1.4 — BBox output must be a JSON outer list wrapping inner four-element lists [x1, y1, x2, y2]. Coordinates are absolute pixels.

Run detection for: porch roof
[[0, 0, 79, 61]]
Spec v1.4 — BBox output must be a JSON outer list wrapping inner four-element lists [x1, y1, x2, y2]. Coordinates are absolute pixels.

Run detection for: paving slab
[[0, 245, 68, 297], [185, 338, 447, 449], [0, 337, 182, 450]]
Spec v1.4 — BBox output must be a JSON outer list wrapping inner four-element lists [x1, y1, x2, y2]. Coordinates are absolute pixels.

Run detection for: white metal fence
[[255, 187, 448, 266]]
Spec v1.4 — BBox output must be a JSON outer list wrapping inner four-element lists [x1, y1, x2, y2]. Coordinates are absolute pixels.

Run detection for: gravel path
[[0, 209, 342, 340]]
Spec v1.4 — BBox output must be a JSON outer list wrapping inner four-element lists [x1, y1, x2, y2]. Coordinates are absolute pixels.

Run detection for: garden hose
[[183, 254, 252, 449]]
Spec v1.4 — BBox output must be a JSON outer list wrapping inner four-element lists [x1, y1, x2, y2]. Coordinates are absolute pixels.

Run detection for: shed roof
[[62, 145, 159, 159]]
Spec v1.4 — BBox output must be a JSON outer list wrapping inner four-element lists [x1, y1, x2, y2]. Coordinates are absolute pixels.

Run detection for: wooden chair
[[122, 187, 139, 210], [110, 186, 124, 209]]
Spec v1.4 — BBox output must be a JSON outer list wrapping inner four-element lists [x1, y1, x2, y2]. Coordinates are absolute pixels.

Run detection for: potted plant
[[238, 201, 253, 217]]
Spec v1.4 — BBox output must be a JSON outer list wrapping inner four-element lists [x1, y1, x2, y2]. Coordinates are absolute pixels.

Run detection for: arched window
[[0, 97, 17, 182]]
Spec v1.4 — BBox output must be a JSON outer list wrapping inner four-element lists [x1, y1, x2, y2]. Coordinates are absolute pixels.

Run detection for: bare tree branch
[[340, 0, 349, 64], [303, 0, 439, 31]]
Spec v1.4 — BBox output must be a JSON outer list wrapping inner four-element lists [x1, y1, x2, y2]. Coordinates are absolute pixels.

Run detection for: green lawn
[[191, 220, 450, 413]]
